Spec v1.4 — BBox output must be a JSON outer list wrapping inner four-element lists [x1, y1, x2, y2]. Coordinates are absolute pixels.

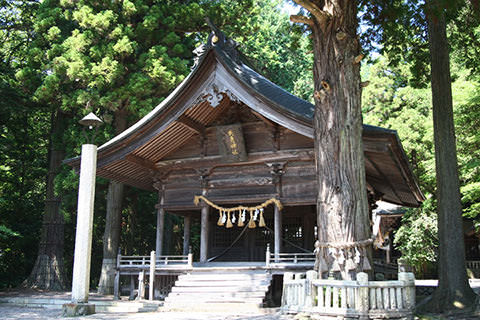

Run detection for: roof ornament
[[191, 17, 242, 70]]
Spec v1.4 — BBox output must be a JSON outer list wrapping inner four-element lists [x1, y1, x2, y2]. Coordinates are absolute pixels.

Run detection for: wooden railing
[[118, 254, 191, 268], [114, 250, 193, 301], [265, 244, 315, 267], [282, 271, 415, 319], [466, 260, 480, 270]]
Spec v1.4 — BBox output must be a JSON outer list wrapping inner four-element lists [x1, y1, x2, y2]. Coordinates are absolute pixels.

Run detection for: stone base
[[62, 303, 95, 317]]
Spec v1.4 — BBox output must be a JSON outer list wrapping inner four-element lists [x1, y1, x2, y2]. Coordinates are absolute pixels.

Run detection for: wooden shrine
[[66, 28, 424, 268]]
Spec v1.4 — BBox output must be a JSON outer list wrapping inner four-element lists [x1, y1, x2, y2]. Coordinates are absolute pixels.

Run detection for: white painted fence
[[282, 271, 415, 319], [114, 251, 193, 301], [466, 260, 480, 270]]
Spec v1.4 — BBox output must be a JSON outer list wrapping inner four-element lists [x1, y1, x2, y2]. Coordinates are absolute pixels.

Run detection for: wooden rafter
[[176, 114, 205, 135], [125, 154, 158, 172]]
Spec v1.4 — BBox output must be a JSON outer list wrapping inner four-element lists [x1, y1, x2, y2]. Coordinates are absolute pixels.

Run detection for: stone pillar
[[274, 205, 282, 262], [183, 215, 191, 256], [71, 144, 97, 304], [357, 272, 369, 320], [398, 272, 416, 309], [200, 204, 209, 263]]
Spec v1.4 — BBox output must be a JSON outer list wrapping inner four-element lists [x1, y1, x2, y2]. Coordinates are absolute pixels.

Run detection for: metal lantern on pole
[[79, 112, 103, 144], [64, 112, 102, 316]]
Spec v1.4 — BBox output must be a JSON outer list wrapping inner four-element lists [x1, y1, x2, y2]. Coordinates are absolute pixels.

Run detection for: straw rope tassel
[[259, 209, 266, 227], [226, 211, 233, 228], [238, 210, 244, 227], [217, 210, 224, 226], [248, 210, 256, 228], [362, 247, 372, 271], [345, 249, 356, 270], [319, 248, 329, 273]]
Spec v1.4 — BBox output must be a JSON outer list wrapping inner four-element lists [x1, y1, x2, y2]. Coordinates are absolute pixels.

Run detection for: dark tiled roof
[[214, 43, 315, 120]]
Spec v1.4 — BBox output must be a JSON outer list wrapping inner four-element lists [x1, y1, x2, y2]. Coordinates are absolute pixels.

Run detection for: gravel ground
[[0, 306, 295, 320]]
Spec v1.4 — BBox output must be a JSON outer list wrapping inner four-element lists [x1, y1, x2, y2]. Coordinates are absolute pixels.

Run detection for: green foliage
[[362, 57, 435, 194], [362, 51, 480, 275], [394, 202, 438, 276], [238, 0, 313, 101]]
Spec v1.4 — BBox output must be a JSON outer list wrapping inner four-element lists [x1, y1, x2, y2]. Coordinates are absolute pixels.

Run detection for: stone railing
[[282, 271, 415, 319]]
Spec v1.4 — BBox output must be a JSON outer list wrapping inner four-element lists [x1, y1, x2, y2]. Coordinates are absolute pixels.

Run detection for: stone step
[[166, 291, 266, 300], [165, 270, 273, 309], [172, 283, 269, 292], [178, 272, 271, 281], [164, 295, 265, 304], [161, 302, 264, 313], [174, 279, 270, 287]]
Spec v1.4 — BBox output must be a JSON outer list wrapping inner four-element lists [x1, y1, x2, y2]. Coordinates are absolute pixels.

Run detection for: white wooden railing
[[265, 244, 315, 267], [114, 250, 193, 301], [118, 254, 192, 268], [466, 260, 480, 270], [282, 271, 415, 319]]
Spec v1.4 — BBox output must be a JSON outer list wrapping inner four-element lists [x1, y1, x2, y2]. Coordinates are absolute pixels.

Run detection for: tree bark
[[97, 109, 127, 295], [293, 0, 371, 280], [23, 110, 67, 290], [424, 1, 477, 312]]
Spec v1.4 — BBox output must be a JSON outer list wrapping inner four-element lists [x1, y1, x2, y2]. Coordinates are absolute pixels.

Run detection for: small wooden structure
[[66, 28, 424, 299]]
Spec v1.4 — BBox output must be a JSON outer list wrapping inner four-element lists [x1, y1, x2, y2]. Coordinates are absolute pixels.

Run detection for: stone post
[[64, 144, 97, 316], [71, 144, 97, 303], [357, 272, 369, 320], [282, 272, 294, 309], [305, 270, 318, 307], [398, 272, 416, 309]]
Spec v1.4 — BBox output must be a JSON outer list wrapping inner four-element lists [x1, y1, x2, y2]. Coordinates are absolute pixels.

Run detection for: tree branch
[[293, 0, 331, 26], [290, 14, 313, 27]]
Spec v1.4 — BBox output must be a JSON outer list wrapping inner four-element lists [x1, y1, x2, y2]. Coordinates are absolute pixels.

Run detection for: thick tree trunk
[[24, 110, 67, 290], [97, 110, 127, 295], [424, 2, 477, 312], [293, 0, 371, 280]]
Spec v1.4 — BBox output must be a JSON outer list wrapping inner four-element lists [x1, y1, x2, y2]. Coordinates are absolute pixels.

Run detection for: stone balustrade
[[282, 271, 415, 319]]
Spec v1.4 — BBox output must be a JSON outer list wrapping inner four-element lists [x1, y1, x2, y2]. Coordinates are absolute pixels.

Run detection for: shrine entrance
[[208, 205, 316, 263]]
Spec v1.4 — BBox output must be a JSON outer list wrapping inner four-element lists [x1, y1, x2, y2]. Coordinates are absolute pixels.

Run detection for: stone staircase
[[163, 270, 272, 312]]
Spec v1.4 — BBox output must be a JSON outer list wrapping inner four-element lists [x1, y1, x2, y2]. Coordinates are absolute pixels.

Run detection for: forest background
[[0, 0, 479, 289]]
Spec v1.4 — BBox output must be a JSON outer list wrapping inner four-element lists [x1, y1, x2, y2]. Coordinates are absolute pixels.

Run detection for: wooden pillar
[[270, 162, 284, 262], [154, 182, 165, 257], [274, 204, 282, 261], [156, 207, 165, 256], [200, 204, 209, 263], [199, 174, 209, 263], [183, 215, 191, 256]]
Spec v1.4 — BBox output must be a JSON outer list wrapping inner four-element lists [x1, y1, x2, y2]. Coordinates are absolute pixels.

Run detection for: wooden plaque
[[216, 124, 247, 162]]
